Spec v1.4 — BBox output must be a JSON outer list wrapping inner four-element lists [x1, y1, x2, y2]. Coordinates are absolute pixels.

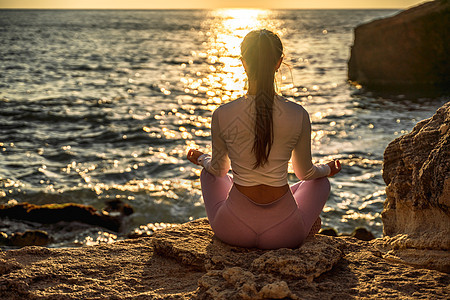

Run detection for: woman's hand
[[187, 149, 204, 165], [327, 160, 341, 177]]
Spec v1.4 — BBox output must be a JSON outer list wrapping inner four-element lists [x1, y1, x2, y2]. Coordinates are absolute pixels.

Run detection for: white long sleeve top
[[199, 95, 330, 186]]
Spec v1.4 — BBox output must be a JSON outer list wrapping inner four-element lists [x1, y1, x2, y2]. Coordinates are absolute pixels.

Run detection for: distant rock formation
[[348, 0, 450, 94], [381, 102, 450, 272], [1, 219, 449, 299]]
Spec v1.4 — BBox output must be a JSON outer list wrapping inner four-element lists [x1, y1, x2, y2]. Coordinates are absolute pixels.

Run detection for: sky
[[0, 0, 429, 9]]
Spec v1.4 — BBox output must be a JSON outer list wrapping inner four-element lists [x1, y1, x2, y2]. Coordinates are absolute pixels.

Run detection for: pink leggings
[[200, 169, 330, 249]]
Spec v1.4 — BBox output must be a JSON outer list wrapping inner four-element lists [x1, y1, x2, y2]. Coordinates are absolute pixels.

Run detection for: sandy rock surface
[[0, 237, 203, 299], [1, 218, 449, 299]]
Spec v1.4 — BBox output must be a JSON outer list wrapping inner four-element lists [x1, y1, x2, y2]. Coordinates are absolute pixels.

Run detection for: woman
[[187, 29, 341, 249]]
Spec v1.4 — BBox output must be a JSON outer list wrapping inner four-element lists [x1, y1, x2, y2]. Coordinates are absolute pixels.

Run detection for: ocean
[[0, 9, 448, 248]]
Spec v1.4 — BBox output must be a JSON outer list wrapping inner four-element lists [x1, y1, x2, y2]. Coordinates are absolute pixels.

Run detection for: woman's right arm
[[292, 110, 336, 180]]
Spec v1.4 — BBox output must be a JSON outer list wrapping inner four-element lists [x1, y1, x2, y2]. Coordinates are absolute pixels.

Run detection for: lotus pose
[[187, 29, 341, 249]]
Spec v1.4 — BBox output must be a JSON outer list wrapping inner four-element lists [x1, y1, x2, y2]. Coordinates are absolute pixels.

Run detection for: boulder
[[348, 0, 450, 94], [0, 202, 123, 232], [0, 232, 7, 245], [380, 102, 450, 272], [318, 227, 338, 237], [8, 230, 49, 247], [351, 227, 375, 241]]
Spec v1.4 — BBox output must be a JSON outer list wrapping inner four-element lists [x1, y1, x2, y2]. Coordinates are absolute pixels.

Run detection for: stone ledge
[[0, 218, 449, 299]]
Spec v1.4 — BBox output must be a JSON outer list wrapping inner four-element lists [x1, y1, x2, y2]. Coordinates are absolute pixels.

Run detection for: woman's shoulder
[[214, 95, 308, 118], [214, 96, 247, 114], [275, 95, 308, 116]]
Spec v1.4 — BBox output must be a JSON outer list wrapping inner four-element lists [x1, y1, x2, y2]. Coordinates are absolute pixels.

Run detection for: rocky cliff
[[348, 0, 450, 94], [380, 101, 450, 272]]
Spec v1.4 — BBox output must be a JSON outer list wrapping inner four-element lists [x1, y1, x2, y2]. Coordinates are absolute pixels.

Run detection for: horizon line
[[0, 7, 403, 10]]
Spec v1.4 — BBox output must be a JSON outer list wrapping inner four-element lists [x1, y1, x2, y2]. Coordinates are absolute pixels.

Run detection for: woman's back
[[214, 94, 308, 187]]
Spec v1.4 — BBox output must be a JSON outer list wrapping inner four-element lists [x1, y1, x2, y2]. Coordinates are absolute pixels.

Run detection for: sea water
[[0, 9, 448, 247]]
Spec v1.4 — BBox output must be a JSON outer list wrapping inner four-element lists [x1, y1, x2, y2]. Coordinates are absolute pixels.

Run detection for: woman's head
[[240, 29, 284, 168], [240, 29, 283, 84]]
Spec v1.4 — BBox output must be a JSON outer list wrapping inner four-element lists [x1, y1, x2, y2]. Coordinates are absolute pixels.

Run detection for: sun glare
[[180, 9, 283, 107]]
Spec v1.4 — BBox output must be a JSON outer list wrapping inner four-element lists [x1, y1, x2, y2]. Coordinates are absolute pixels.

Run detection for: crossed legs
[[200, 169, 330, 247]]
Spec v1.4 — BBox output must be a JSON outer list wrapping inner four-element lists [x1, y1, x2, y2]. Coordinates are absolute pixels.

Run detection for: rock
[[0, 229, 50, 248], [0, 232, 7, 246], [8, 230, 49, 247], [258, 281, 295, 299], [0, 202, 124, 232], [0, 219, 449, 299], [0, 239, 203, 299], [319, 227, 338, 237], [103, 199, 134, 216], [351, 227, 375, 241], [381, 102, 450, 272], [249, 240, 343, 282], [152, 218, 344, 279], [152, 219, 449, 299], [348, 0, 450, 94], [152, 218, 214, 270]]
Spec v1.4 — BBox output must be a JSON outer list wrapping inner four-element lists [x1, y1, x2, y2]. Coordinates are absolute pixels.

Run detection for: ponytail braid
[[241, 30, 283, 168]]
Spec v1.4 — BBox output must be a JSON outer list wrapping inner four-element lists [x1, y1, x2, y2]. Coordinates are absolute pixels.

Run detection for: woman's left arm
[[186, 109, 230, 176]]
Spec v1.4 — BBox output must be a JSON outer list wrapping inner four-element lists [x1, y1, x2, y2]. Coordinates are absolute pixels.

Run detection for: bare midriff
[[234, 183, 290, 204]]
